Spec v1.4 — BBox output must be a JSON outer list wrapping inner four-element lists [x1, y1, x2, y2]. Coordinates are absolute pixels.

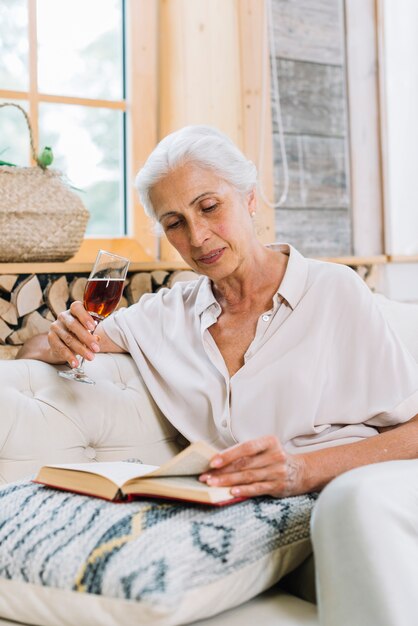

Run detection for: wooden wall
[[156, 0, 275, 260], [271, 0, 352, 256]]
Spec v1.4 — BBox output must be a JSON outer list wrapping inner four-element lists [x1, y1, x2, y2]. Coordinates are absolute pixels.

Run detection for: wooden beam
[[376, 0, 418, 257], [158, 0, 243, 143], [238, 0, 275, 243], [126, 0, 160, 260], [158, 0, 244, 262], [344, 0, 384, 256], [28, 0, 39, 164], [0, 90, 28, 101], [0, 91, 127, 111], [37, 94, 127, 110]]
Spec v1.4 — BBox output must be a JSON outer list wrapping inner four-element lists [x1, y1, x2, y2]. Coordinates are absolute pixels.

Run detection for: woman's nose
[[188, 219, 209, 247]]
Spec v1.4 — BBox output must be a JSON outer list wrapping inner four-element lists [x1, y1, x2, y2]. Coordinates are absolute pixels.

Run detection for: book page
[[45, 461, 159, 487], [124, 475, 234, 503], [137, 475, 223, 491], [147, 441, 218, 477], [41, 441, 218, 488]]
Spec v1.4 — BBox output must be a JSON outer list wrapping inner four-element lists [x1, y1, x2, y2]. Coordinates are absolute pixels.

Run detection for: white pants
[[311, 460, 418, 626]]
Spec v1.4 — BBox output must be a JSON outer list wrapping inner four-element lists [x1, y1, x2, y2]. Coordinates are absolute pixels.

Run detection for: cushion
[[0, 480, 315, 626], [374, 293, 418, 362]]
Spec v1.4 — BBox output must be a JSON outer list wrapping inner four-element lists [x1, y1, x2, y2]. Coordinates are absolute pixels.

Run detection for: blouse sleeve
[[331, 268, 418, 427]]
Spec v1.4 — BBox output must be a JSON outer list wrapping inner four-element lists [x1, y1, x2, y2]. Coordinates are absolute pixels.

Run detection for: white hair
[[135, 125, 258, 219]]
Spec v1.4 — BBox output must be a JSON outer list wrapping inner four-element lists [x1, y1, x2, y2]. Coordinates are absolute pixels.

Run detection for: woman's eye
[[166, 220, 182, 230], [202, 203, 218, 213]]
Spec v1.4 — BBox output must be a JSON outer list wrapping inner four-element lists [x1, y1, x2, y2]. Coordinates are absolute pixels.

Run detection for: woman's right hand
[[17, 301, 124, 364], [48, 301, 101, 368]]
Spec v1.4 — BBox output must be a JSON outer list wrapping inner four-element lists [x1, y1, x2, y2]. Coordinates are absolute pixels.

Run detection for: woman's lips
[[197, 248, 225, 265]]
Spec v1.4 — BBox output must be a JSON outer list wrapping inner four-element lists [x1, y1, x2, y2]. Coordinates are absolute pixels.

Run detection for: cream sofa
[[0, 293, 416, 626]]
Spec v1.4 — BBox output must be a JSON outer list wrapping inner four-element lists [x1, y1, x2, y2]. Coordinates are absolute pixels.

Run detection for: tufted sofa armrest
[[0, 353, 182, 484], [374, 294, 418, 361]]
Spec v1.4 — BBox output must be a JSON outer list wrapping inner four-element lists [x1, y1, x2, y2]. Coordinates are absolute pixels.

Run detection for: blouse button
[[262, 314, 270, 322], [221, 420, 227, 428]]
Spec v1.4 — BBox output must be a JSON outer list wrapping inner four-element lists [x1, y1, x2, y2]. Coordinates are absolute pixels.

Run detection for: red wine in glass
[[83, 278, 125, 321], [58, 250, 130, 384]]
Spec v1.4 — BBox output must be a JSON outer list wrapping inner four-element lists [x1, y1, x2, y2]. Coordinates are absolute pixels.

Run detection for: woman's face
[[150, 162, 257, 280]]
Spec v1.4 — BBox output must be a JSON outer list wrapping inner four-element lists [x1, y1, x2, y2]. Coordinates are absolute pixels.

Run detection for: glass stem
[[76, 356, 86, 371], [75, 321, 100, 371]]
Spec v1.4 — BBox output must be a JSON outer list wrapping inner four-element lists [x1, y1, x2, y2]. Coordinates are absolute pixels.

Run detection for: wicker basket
[[0, 103, 89, 262]]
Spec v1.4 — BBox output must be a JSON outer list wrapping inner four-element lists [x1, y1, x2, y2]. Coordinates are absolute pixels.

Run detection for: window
[[0, 0, 127, 237]]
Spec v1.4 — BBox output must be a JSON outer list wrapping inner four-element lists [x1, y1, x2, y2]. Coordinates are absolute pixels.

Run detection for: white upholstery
[[373, 293, 418, 361], [0, 353, 181, 485], [0, 293, 416, 626], [0, 586, 318, 626]]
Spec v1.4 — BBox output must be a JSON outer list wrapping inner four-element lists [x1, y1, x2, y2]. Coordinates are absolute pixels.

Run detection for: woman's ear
[[247, 188, 257, 217]]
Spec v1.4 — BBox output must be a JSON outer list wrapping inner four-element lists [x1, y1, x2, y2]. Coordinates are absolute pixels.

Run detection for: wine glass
[[58, 250, 130, 385]]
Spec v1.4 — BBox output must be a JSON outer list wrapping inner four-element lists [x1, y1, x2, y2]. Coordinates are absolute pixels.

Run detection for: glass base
[[58, 369, 96, 385]]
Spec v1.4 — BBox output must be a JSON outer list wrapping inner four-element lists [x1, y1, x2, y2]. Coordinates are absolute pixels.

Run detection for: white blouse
[[101, 244, 418, 453]]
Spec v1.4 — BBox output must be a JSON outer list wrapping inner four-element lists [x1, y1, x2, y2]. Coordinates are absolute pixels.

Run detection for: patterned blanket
[[0, 480, 316, 609]]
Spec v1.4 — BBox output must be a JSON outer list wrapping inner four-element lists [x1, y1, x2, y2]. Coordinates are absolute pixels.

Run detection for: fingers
[[213, 448, 286, 475], [202, 445, 281, 472], [69, 301, 96, 331], [229, 482, 277, 498], [200, 435, 300, 498], [48, 329, 79, 368], [48, 301, 100, 366], [200, 466, 289, 498], [202, 468, 285, 498], [203, 464, 282, 487], [209, 435, 282, 470]]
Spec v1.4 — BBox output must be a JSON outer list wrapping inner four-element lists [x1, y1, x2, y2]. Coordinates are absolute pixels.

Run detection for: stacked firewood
[[0, 262, 378, 360], [0, 269, 197, 359]]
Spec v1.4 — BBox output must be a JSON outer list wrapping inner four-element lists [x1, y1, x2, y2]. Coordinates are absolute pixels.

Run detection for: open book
[[33, 441, 242, 506]]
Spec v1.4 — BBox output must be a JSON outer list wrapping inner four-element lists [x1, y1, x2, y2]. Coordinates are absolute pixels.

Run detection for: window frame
[[0, 0, 158, 263]]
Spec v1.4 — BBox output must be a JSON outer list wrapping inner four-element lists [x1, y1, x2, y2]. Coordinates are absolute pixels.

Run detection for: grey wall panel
[[271, 0, 352, 255], [271, 0, 344, 65], [273, 59, 346, 136], [273, 133, 349, 209], [275, 208, 352, 257]]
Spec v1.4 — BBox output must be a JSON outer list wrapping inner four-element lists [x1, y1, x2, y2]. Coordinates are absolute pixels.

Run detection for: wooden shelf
[[387, 254, 418, 263], [0, 261, 189, 275], [318, 255, 387, 265], [0, 254, 417, 275]]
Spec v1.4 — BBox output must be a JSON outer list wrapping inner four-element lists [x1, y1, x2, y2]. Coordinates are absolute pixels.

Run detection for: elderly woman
[[19, 126, 418, 626]]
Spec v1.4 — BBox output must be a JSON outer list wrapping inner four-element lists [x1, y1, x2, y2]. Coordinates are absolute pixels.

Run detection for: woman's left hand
[[199, 435, 307, 498]]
